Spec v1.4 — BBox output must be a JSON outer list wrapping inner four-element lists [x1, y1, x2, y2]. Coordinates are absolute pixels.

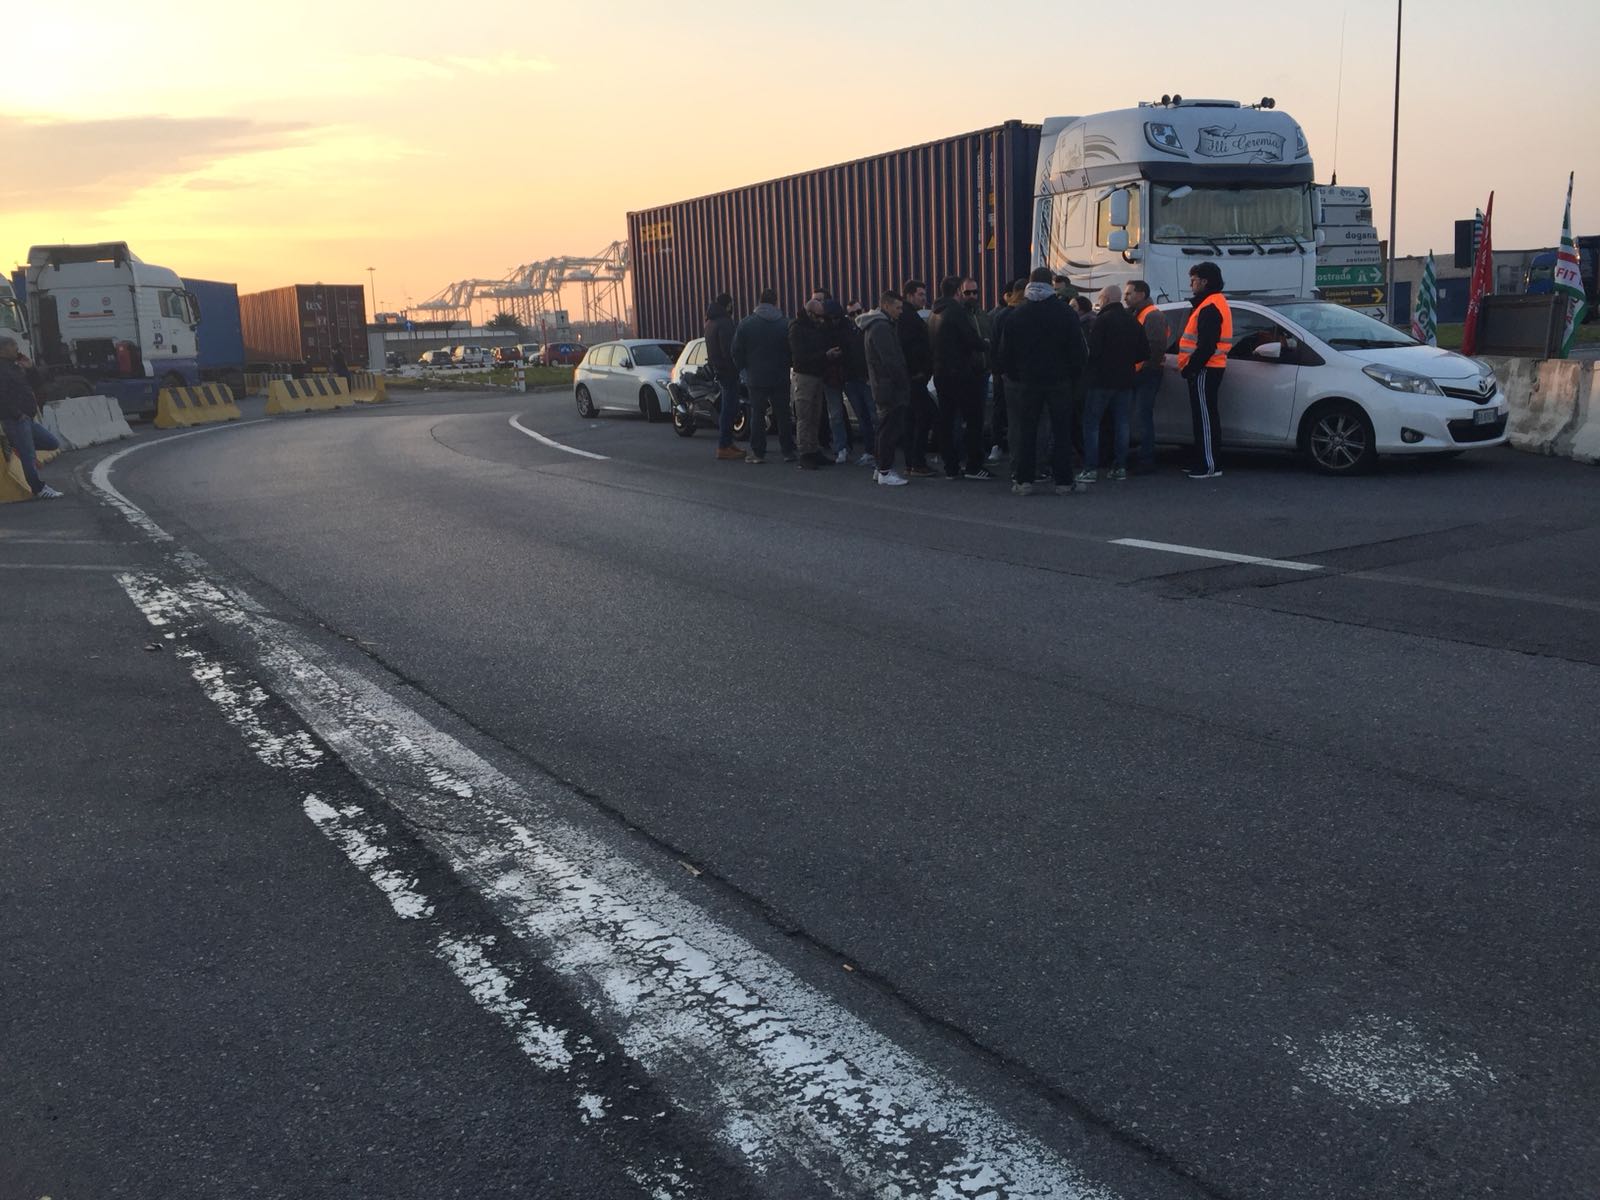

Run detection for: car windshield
[[630, 343, 682, 367], [1271, 301, 1419, 349], [1150, 184, 1313, 245]]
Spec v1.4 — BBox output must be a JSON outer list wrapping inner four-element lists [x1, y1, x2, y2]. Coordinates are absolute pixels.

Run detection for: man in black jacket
[[988, 278, 1026, 459], [896, 279, 935, 475], [732, 288, 796, 463], [0, 337, 61, 499], [788, 299, 841, 469], [996, 268, 1087, 495], [1079, 285, 1145, 483], [704, 293, 743, 460], [928, 275, 991, 480]]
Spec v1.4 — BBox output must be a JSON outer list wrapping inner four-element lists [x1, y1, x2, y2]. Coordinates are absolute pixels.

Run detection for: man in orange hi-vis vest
[[1176, 262, 1232, 479]]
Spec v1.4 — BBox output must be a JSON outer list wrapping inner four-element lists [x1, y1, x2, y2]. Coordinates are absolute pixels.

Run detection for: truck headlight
[[1362, 364, 1441, 395]]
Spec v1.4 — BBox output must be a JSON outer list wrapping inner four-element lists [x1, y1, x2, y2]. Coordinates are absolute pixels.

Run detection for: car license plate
[[1474, 407, 1497, 425]]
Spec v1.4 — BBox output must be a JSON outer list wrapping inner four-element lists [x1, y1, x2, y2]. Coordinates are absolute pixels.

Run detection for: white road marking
[[96, 431, 1125, 1197], [509, 414, 610, 461], [0, 562, 134, 571], [1110, 537, 1323, 572], [1279, 1015, 1496, 1107]]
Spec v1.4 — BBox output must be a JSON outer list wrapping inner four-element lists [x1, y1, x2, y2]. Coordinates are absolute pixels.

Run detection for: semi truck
[[628, 98, 1319, 339], [11, 243, 203, 412], [1524, 235, 1599, 320]]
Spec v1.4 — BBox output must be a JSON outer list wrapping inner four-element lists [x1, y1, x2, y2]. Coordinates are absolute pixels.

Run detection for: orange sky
[[5, 0, 1596, 311]]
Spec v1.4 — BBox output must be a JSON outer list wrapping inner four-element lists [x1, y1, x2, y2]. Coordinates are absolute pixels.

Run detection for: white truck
[[0, 275, 29, 361], [1033, 98, 1318, 302], [17, 242, 202, 412]]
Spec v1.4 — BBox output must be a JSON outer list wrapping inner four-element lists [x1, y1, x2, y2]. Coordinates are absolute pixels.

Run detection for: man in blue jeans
[[1078, 285, 1143, 484], [704, 293, 744, 461], [1123, 279, 1171, 473], [0, 337, 62, 499]]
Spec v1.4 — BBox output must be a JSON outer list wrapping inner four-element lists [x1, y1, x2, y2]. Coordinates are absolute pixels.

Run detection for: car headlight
[[1362, 364, 1441, 395]]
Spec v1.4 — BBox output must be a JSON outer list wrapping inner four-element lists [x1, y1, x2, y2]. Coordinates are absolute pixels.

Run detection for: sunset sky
[[6, 0, 1596, 314]]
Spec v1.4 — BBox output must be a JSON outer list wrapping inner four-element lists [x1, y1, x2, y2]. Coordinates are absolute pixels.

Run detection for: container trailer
[[238, 283, 369, 370], [183, 277, 247, 397]]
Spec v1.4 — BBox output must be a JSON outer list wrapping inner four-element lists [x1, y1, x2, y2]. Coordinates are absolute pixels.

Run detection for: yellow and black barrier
[[265, 376, 353, 416], [1, 438, 33, 503], [346, 371, 388, 404], [154, 383, 243, 429]]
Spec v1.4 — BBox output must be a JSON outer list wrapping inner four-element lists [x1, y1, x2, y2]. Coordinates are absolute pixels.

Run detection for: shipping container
[[183, 277, 246, 394], [627, 123, 1041, 341], [238, 283, 369, 369]]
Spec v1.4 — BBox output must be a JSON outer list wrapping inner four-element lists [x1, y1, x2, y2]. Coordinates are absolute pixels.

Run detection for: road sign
[[1317, 265, 1385, 287], [1319, 285, 1387, 307]]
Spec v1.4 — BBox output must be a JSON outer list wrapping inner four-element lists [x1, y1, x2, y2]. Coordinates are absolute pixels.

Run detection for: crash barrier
[[264, 376, 352, 416], [154, 383, 242, 430], [346, 371, 388, 404], [1484, 355, 1600, 463], [40, 394, 135, 450], [1, 435, 33, 503]]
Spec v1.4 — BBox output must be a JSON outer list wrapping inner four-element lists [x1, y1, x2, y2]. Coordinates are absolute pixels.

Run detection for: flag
[[1461, 192, 1495, 357], [1411, 252, 1438, 346], [1554, 172, 1588, 358]]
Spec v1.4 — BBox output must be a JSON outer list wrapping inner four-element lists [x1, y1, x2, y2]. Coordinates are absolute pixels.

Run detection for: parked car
[[573, 340, 684, 421], [385, 351, 403, 369], [493, 346, 523, 365], [452, 344, 492, 368], [541, 342, 586, 367], [513, 342, 542, 362], [1149, 298, 1506, 475], [419, 349, 453, 367]]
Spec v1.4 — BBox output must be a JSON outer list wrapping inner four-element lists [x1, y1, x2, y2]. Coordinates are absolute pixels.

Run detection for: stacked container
[[238, 283, 369, 369]]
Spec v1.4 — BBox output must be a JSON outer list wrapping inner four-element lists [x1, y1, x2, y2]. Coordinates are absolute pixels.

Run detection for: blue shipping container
[[182, 277, 245, 386], [627, 122, 1042, 341]]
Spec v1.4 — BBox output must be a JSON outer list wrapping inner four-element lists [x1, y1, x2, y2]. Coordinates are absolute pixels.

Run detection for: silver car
[[573, 339, 682, 422]]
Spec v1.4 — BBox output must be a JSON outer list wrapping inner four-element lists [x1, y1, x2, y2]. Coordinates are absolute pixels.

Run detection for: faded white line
[[509, 414, 609, 461], [1111, 537, 1323, 572], [91, 420, 268, 543], [0, 562, 134, 571]]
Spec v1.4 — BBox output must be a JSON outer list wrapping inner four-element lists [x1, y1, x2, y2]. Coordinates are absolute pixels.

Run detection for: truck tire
[[44, 375, 92, 402]]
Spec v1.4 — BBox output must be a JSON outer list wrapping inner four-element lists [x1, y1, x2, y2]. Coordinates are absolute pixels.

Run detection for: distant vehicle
[[452, 344, 492, 368], [1149, 298, 1506, 475], [513, 342, 542, 362], [239, 282, 367, 371], [493, 345, 523, 365], [1525, 238, 1600, 319], [419, 349, 452, 367], [385, 350, 403, 369], [573, 339, 682, 421], [540, 341, 585, 367]]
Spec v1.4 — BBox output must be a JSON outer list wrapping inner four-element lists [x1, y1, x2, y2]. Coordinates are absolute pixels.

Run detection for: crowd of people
[[703, 263, 1234, 492]]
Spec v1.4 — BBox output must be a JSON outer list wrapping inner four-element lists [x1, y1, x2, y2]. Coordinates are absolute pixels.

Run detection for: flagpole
[[1387, 0, 1402, 323]]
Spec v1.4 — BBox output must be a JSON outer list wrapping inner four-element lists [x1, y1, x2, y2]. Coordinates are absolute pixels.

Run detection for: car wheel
[[575, 384, 597, 418], [1302, 400, 1377, 475], [639, 387, 663, 423]]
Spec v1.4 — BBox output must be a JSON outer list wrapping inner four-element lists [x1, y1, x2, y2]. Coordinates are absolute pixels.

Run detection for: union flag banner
[[1460, 193, 1494, 358]]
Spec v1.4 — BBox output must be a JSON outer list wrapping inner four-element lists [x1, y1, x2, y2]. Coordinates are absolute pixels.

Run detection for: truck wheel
[[161, 372, 188, 391], [45, 375, 92, 401]]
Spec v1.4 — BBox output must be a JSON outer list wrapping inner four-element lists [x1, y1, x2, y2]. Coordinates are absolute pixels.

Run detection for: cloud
[[0, 114, 312, 205]]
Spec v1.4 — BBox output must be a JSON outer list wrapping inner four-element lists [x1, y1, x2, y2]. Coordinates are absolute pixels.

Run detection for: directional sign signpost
[[1316, 265, 1386, 288], [1319, 285, 1388, 308]]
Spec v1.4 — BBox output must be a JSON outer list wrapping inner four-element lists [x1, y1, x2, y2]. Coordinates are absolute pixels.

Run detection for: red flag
[[1460, 192, 1495, 357]]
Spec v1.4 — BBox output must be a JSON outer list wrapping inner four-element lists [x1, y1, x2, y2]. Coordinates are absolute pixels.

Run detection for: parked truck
[[1524, 236, 1599, 320], [238, 283, 369, 371], [628, 98, 1318, 339], [183, 277, 248, 397], [12, 243, 202, 412]]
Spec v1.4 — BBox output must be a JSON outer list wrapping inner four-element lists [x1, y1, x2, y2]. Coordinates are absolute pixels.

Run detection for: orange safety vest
[[1134, 304, 1162, 373], [1177, 293, 1233, 372]]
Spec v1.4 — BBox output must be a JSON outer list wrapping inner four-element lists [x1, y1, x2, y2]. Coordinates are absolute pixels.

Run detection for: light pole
[[366, 266, 377, 320], [1386, 0, 1402, 324]]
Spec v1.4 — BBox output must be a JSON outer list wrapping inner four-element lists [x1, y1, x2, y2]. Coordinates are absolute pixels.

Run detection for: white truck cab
[[1033, 99, 1318, 303], [0, 276, 30, 361], [24, 242, 201, 410]]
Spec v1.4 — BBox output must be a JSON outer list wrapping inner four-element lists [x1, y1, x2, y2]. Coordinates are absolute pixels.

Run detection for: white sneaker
[[987, 445, 1002, 463], [856, 453, 876, 467], [36, 485, 63, 499], [835, 447, 849, 465], [874, 469, 909, 486]]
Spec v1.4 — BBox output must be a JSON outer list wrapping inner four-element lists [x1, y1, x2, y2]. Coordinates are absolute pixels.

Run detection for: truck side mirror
[[1108, 231, 1130, 253], [1109, 189, 1131, 228]]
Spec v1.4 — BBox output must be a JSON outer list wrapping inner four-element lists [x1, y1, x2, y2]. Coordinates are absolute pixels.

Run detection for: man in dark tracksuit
[[896, 279, 935, 475], [705, 293, 743, 460], [928, 275, 990, 480], [1177, 262, 1233, 479]]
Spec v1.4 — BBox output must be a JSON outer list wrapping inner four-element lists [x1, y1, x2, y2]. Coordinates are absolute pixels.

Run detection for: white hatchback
[[573, 339, 683, 422], [1152, 299, 1506, 474]]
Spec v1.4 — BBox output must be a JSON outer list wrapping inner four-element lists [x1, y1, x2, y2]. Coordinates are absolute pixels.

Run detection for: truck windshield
[[0, 299, 23, 333], [1150, 184, 1312, 245]]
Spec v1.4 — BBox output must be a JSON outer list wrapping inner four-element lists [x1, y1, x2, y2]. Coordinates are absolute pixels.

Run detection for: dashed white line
[[1110, 537, 1323, 572], [509, 414, 610, 461]]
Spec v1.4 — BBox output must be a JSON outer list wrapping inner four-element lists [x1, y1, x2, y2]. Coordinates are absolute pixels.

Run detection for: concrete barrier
[[346, 371, 388, 404], [1562, 362, 1600, 464], [39, 394, 135, 451], [154, 383, 242, 430], [265, 376, 352, 415], [1484, 355, 1600, 462]]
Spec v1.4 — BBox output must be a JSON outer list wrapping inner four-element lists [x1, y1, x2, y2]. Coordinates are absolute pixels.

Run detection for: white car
[[1151, 299, 1506, 474], [573, 339, 682, 422], [452, 344, 492, 368]]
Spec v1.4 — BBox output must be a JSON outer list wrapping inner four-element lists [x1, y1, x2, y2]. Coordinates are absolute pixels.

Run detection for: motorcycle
[[666, 365, 765, 440]]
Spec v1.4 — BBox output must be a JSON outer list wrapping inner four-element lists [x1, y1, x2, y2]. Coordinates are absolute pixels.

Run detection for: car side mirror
[[1253, 342, 1284, 361], [618, 359, 633, 370], [1108, 231, 1130, 253]]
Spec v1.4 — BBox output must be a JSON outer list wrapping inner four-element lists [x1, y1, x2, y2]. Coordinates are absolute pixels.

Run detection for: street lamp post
[[1387, 0, 1402, 324], [366, 266, 377, 320]]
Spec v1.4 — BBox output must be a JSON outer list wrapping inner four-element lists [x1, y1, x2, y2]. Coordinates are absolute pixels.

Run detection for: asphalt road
[[8, 386, 1599, 1198]]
